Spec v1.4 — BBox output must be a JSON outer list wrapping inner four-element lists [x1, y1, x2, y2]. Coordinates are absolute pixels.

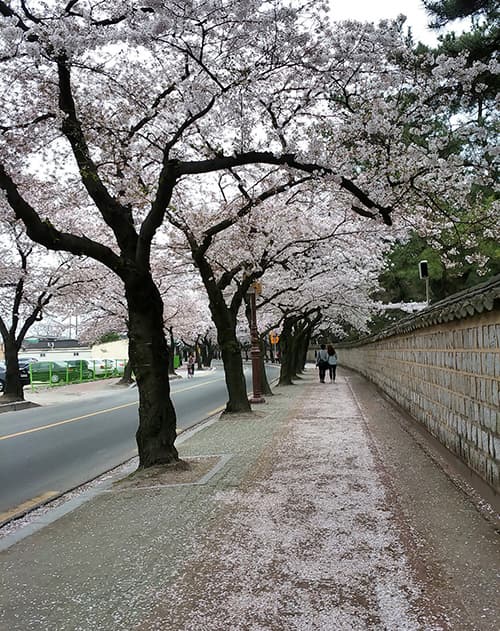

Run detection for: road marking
[[0, 402, 138, 441], [0, 377, 225, 442], [0, 491, 59, 523], [173, 378, 224, 393]]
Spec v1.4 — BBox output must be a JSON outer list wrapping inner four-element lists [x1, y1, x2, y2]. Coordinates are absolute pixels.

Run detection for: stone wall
[[338, 276, 500, 492]]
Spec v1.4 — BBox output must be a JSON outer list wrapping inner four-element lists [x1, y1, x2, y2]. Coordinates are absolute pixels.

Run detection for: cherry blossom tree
[[0, 212, 86, 399], [167, 170, 392, 404], [0, 1, 495, 466], [255, 232, 385, 385]]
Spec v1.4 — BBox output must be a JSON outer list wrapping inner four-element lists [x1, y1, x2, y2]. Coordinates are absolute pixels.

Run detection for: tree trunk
[[292, 326, 308, 377], [191, 248, 250, 413], [202, 288, 250, 413], [167, 327, 177, 376], [200, 337, 215, 367], [195, 339, 203, 370], [1, 335, 25, 401], [300, 331, 311, 372], [278, 317, 296, 386], [219, 328, 251, 413], [117, 360, 134, 386], [126, 276, 178, 468]]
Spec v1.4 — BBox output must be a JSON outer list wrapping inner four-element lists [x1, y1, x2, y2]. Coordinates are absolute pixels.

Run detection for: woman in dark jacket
[[316, 344, 329, 383]]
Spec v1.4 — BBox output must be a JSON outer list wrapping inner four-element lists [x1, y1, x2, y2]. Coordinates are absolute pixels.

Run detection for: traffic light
[[419, 260, 429, 279]]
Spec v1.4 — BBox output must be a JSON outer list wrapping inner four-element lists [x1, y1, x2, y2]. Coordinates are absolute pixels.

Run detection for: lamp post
[[248, 282, 265, 404]]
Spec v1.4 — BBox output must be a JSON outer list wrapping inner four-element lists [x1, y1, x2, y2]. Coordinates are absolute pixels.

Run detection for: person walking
[[187, 353, 195, 378], [327, 345, 337, 382], [316, 344, 329, 383]]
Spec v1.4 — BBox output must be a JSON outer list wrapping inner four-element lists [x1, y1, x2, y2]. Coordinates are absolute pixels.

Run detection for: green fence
[[28, 359, 127, 388], [27, 357, 182, 387]]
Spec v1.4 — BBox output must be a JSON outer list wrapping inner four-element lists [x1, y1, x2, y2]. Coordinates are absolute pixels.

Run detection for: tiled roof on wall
[[346, 274, 500, 346]]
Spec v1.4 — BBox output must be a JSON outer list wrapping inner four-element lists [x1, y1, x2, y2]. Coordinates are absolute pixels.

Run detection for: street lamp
[[248, 282, 265, 404]]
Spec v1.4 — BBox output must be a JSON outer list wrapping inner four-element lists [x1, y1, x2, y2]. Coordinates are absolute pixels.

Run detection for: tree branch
[[176, 152, 394, 225], [0, 162, 124, 274], [57, 54, 138, 255]]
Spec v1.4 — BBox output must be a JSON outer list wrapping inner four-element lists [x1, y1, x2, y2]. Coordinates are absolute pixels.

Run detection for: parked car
[[86, 358, 117, 377], [0, 360, 31, 393], [28, 361, 74, 384], [63, 360, 94, 380], [112, 359, 126, 375]]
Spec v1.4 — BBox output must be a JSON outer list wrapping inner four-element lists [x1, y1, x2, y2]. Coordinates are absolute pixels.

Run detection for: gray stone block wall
[[339, 311, 500, 492]]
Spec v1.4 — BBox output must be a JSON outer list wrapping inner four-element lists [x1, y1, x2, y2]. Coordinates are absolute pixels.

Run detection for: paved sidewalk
[[0, 369, 498, 630]]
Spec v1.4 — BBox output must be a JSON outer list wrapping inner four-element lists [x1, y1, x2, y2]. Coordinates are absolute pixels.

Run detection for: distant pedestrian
[[187, 353, 195, 378], [316, 344, 329, 383], [327, 345, 337, 382]]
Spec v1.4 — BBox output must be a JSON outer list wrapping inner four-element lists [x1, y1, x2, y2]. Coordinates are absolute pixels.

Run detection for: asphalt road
[[0, 364, 280, 523]]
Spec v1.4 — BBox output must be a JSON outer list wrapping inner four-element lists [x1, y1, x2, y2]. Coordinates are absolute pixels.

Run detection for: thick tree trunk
[[278, 317, 296, 386], [1, 335, 25, 401], [192, 249, 250, 413], [219, 329, 251, 413], [126, 277, 178, 468], [200, 338, 215, 367], [204, 291, 250, 413]]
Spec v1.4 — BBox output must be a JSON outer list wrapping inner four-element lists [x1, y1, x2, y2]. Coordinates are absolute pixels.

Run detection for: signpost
[[269, 331, 280, 362]]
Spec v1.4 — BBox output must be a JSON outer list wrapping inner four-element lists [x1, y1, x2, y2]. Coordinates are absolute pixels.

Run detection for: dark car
[[0, 360, 31, 393], [28, 361, 73, 385], [63, 360, 94, 380]]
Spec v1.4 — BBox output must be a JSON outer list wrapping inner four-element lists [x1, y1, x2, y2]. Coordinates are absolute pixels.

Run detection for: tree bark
[[278, 316, 296, 386], [192, 250, 250, 413], [126, 276, 178, 468], [1, 334, 25, 400], [167, 326, 177, 376], [117, 360, 134, 386], [217, 321, 251, 413], [292, 324, 308, 377], [300, 331, 311, 372], [200, 336, 215, 367]]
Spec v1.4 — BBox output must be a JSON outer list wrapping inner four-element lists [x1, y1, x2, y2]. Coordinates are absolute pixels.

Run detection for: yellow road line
[[0, 378, 225, 442], [0, 490, 59, 523], [0, 402, 137, 442]]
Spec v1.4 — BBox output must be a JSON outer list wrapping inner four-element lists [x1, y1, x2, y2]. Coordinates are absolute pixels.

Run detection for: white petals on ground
[[150, 380, 444, 631]]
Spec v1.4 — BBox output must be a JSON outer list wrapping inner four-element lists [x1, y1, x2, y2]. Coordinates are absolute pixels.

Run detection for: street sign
[[269, 332, 280, 344], [252, 281, 262, 295]]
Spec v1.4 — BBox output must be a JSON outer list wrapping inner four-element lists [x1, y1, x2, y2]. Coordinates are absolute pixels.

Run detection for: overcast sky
[[329, 0, 463, 46]]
